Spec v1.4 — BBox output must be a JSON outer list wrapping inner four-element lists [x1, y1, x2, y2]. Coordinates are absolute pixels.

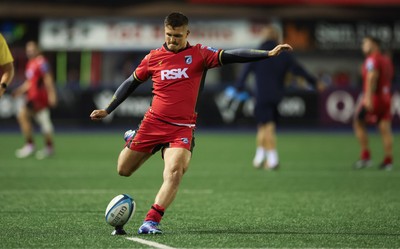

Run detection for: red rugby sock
[[361, 149, 370, 160], [383, 156, 392, 165], [144, 204, 165, 223], [46, 139, 53, 148], [27, 137, 34, 145]]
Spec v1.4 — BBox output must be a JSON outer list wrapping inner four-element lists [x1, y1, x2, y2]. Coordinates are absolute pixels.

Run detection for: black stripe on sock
[[151, 205, 164, 216]]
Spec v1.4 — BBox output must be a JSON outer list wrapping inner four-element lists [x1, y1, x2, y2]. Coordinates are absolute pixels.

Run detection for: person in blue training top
[[227, 24, 323, 170]]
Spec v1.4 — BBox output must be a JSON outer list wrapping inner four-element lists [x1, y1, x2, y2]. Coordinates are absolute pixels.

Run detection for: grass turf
[[0, 131, 399, 248]]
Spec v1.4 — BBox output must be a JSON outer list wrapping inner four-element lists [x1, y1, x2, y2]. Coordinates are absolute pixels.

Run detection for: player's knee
[[166, 165, 185, 183], [35, 109, 54, 134], [117, 163, 133, 177], [182, 164, 189, 174], [117, 168, 132, 177]]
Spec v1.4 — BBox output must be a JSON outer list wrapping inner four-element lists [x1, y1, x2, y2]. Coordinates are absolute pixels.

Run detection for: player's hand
[[224, 86, 250, 101], [90, 109, 108, 120], [0, 88, 5, 98], [268, 44, 293, 57], [48, 93, 57, 108], [224, 86, 238, 99]]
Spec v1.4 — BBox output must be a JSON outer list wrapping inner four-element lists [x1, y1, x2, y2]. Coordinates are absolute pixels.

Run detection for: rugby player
[[13, 41, 57, 159], [353, 36, 394, 170], [90, 12, 292, 234], [229, 25, 322, 170]]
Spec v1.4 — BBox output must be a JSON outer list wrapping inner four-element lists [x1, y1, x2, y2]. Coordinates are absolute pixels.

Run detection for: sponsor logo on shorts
[[207, 46, 218, 53], [181, 138, 189, 144]]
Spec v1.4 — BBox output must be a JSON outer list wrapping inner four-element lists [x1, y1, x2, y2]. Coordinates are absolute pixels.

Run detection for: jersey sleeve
[[134, 54, 151, 82], [39, 60, 50, 74], [197, 44, 222, 69], [0, 34, 14, 65], [365, 56, 377, 72]]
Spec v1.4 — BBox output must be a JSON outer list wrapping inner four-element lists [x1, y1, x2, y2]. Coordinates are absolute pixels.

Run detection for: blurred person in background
[[0, 33, 14, 98], [13, 41, 57, 159], [90, 12, 292, 235], [225, 24, 323, 170], [353, 36, 394, 170]]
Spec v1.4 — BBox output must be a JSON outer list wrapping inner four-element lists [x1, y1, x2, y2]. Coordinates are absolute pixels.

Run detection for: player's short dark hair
[[164, 12, 189, 28], [364, 35, 381, 48]]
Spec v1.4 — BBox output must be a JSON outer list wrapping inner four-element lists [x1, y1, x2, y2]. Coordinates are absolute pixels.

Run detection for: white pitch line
[[0, 189, 213, 195], [126, 237, 176, 249]]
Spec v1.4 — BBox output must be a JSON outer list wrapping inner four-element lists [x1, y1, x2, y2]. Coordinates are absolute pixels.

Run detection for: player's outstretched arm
[[221, 43, 293, 65], [89, 74, 141, 120]]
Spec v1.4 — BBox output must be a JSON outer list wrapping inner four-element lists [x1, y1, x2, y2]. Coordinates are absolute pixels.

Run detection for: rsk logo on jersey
[[161, 68, 189, 80]]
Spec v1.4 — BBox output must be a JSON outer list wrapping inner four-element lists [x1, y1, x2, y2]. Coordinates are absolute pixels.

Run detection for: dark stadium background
[[1, 2, 400, 248], [1, 0, 399, 130]]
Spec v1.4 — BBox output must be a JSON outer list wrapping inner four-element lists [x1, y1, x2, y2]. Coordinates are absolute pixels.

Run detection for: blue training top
[[235, 40, 317, 104]]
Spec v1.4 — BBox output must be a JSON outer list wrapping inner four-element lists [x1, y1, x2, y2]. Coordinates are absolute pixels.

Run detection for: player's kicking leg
[[117, 147, 152, 177], [110, 147, 151, 235]]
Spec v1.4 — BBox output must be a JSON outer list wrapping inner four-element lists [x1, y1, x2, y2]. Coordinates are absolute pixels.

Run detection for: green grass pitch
[[0, 131, 399, 248]]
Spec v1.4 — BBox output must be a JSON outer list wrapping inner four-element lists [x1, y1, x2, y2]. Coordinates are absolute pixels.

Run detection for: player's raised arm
[[220, 44, 292, 65], [90, 74, 142, 120]]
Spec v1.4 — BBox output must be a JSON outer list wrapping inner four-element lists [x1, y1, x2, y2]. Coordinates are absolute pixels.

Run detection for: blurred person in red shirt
[[353, 36, 394, 170], [13, 41, 57, 159]]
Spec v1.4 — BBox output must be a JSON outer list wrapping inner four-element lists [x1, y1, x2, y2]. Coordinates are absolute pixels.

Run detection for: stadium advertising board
[[212, 90, 318, 127], [314, 21, 400, 50], [0, 89, 399, 129], [280, 20, 400, 51], [39, 18, 400, 51], [39, 19, 266, 50], [320, 89, 400, 126]]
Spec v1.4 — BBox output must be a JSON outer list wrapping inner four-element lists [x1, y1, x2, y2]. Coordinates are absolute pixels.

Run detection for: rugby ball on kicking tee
[[105, 194, 136, 227]]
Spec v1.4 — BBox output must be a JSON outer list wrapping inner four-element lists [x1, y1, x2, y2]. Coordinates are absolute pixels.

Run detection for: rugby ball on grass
[[105, 194, 135, 227]]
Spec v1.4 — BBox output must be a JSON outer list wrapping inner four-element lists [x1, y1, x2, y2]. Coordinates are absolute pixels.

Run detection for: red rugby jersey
[[362, 51, 393, 97], [134, 43, 222, 125], [25, 55, 50, 109]]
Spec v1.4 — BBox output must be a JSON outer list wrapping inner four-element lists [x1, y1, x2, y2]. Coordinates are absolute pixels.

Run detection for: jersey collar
[[162, 42, 191, 53]]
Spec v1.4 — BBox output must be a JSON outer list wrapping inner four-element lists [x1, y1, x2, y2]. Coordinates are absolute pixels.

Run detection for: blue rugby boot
[[138, 221, 163, 234]]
